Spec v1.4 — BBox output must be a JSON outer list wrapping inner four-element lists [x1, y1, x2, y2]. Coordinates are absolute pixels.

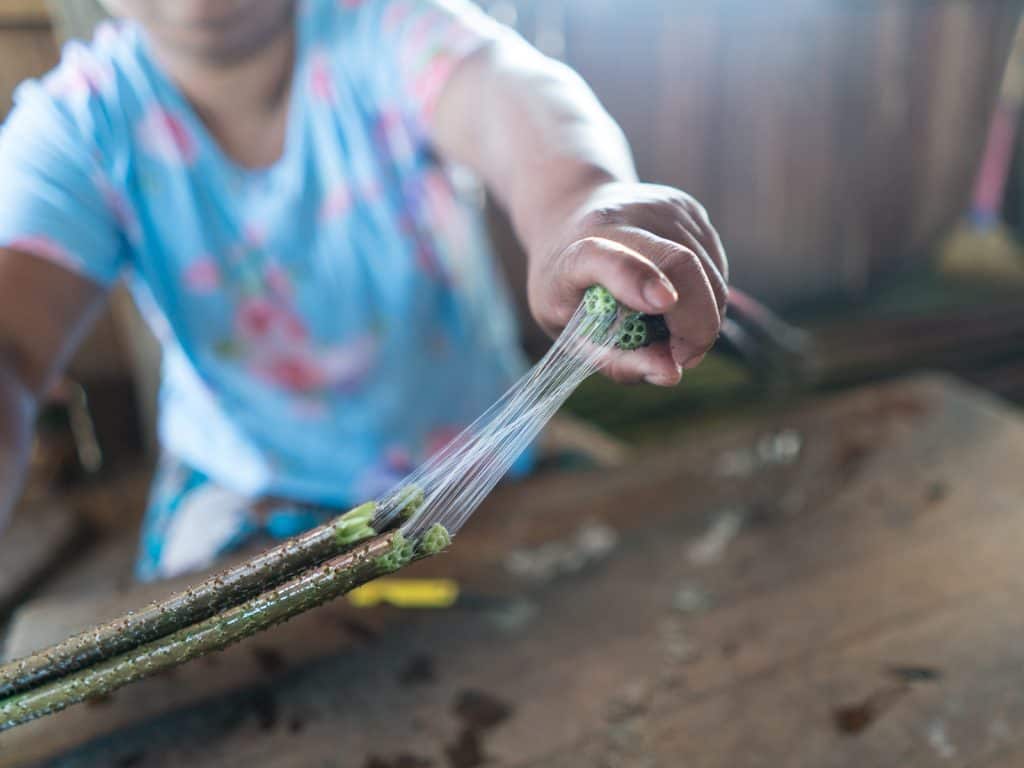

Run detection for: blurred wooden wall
[[488, 0, 1023, 306]]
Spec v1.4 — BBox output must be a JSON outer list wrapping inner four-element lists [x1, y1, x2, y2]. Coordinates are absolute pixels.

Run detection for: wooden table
[[2, 373, 1023, 767]]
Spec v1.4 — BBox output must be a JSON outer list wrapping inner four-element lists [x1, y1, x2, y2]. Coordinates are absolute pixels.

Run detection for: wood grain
[[4, 375, 1024, 766]]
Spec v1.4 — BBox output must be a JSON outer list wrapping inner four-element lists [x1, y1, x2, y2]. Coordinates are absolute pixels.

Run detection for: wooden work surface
[[2, 373, 1024, 767]]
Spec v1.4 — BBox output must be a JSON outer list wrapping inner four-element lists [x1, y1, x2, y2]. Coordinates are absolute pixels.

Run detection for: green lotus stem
[[0, 529, 446, 731], [582, 285, 669, 350], [419, 523, 452, 555], [583, 284, 619, 320], [394, 484, 425, 522], [0, 501, 378, 699], [373, 530, 416, 572]]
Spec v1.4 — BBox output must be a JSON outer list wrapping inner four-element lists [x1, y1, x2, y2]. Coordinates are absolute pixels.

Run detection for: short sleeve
[[358, 0, 507, 129], [0, 80, 127, 286]]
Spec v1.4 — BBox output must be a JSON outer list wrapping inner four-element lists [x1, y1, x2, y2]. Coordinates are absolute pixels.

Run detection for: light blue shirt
[[0, 0, 527, 505]]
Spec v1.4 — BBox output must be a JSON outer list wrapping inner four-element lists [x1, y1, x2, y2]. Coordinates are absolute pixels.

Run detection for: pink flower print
[[254, 335, 374, 395], [235, 297, 308, 345], [136, 106, 197, 166], [264, 263, 293, 299], [309, 50, 336, 103], [319, 183, 353, 221], [338, 0, 364, 8], [274, 309, 309, 343], [184, 256, 221, 294], [236, 298, 276, 340], [261, 352, 326, 393], [7, 235, 82, 273]]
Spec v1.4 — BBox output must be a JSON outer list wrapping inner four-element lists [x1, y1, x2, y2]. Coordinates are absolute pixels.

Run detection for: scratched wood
[[3, 374, 1024, 766]]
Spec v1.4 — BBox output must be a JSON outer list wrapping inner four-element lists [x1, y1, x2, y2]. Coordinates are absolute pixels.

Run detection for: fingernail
[[643, 277, 677, 312], [644, 371, 683, 387]]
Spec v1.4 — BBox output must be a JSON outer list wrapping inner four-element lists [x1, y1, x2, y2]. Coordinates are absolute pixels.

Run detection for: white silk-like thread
[[371, 297, 627, 540]]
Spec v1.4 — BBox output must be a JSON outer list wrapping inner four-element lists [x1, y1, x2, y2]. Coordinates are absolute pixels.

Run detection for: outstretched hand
[[528, 182, 728, 386]]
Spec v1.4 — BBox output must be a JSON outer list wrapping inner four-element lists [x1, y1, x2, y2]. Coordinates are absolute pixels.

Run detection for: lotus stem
[[582, 285, 669, 350], [0, 529, 445, 731], [0, 501, 378, 699]]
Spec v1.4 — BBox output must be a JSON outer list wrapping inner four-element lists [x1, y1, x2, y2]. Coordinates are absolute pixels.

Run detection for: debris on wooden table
[[503, 521, 618, 583], [686, 507, 747, 567]]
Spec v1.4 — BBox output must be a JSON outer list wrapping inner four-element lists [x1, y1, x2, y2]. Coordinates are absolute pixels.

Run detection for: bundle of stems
[[0, 529, 435, 730], [0, 499, 399, 729], [0, 501, 380, 700]]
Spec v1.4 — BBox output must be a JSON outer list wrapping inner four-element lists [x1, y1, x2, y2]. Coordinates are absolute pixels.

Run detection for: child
[[0, 0, 727, 579]]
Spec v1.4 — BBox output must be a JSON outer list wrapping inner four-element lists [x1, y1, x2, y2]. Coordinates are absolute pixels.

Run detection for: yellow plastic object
[[347, 578, 460, 609]]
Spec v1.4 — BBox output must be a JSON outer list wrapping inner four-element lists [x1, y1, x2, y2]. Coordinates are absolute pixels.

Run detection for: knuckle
[[682, 195, 710, 221], [665, 243, 700, 271], [654, 199, 681, 221], [581, 206, 624, 230]]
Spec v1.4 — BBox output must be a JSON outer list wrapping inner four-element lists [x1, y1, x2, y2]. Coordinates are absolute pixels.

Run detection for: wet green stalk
[[582, 285, 669, 350], [419, 523, 452, 555], [0, 531, 429, 731], [0, 501, 378, 699]]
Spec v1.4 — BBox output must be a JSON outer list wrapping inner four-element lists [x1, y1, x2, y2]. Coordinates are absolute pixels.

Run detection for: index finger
[[613, 228, 723, 368]]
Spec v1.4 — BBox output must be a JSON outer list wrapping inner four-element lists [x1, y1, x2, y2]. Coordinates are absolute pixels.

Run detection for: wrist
[[522, 168, 626, 267]]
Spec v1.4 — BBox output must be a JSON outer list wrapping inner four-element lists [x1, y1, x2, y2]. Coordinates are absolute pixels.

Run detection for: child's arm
[[431, 32, 727, 386], [0, 250, 106, 529]]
